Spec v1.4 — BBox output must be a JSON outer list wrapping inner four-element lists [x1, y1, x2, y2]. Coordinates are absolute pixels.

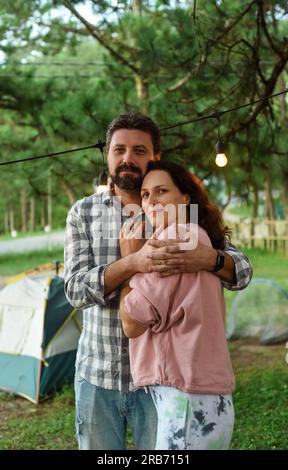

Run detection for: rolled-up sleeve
[[124, 273, 179, 333], [124, 288, 159, 327], [64, 205, 118, 308], [223, 243, 253, 291]]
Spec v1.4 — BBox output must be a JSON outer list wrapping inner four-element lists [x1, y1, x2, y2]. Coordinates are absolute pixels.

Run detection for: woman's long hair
[[145, 160, 231, 249]]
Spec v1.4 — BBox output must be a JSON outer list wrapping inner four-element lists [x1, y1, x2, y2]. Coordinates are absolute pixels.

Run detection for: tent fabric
[[43, 276, 77, 350], [0, 274, 82, 403], [0, 353, 39, 402], [40, 350, 77, 398], [0, 277, 45, 358], [227, 277, 288, 345]]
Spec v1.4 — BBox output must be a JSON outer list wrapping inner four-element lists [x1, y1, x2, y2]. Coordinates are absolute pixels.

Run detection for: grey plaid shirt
[[64, 190, 252, 393]]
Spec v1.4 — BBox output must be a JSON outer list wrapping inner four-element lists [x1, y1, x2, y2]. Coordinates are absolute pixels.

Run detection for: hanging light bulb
[[214, 112, 228, 167], [94, 140, 108, 194], [96, 169, 108, 194], [215, 140, 228, 167]]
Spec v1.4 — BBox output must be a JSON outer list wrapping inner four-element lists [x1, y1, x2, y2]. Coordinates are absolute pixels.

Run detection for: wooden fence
[[229, 219, 288, 256]]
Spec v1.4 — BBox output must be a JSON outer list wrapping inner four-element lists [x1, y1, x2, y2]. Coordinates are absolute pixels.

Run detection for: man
[[64, 111, 252, 450]]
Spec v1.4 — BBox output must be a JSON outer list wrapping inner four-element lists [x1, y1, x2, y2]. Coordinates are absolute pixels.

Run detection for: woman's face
[[141, 170, 190, 228]]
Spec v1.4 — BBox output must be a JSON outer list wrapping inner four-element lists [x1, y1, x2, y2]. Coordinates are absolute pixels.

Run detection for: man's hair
[[106, 111, 161, 155]]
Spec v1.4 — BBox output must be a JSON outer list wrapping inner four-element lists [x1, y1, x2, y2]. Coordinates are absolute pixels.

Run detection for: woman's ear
[[184, 194, 191, 205]]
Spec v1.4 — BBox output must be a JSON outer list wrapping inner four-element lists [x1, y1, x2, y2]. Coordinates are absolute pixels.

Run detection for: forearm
[[222, 244, 253, 290], [104, 253, 138, 295], [196, 245, 236, 284], [214, 251, 236, 284], [120, 285, 147, 338]]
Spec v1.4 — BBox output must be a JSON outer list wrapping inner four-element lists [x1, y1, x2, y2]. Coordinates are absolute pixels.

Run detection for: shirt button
[[122, 348, 128, 354]]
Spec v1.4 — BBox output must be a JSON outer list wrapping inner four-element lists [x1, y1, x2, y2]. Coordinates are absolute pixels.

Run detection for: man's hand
[[119, 221, 180, 275], [147, 238, 235, 283], [146, 239, 216, 277]]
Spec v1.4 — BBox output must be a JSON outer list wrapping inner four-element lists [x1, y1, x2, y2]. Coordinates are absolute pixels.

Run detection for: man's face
[[107, 129, 160, 191]]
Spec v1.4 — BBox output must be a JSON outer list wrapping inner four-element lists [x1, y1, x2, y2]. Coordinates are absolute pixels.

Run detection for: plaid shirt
[[64, 190, 253, 392]]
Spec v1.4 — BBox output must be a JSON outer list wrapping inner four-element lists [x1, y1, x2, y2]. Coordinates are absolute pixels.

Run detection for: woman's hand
[[119, 219, 145, 257]]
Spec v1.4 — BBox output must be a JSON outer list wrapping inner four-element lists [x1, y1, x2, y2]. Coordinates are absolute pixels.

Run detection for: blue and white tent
[[227, 277, 288, 344], [0, 274, 82, 403]]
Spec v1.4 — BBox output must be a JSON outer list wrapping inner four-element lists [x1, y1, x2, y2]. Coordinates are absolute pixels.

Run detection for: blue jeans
[[74, 374, 157, 450]]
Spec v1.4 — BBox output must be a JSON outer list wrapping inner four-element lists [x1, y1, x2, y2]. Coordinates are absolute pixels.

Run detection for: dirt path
[[229, 339, 287, 370]]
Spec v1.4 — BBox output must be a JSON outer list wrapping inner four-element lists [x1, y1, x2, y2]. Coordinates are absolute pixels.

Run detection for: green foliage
[[0, 385, 77, 450], [0, 0, 288, 233], [230, 365, 288, 450], [0, 246, 64, 275]]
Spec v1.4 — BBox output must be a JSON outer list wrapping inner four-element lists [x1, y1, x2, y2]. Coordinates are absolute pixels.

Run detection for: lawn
[[0, 340, 287, 450], [0, 247, 64, 277], [0, 246, 287, 449]]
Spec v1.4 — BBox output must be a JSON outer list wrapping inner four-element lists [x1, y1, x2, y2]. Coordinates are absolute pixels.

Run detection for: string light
[[214, 112, 228, 167], [0, 88, 287, 168], [95, 141, 108, 194]]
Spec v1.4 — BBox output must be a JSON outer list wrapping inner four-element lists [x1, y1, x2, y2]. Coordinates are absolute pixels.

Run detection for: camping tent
[[0, 273, 82, 403], [227, 277, 288, 345]]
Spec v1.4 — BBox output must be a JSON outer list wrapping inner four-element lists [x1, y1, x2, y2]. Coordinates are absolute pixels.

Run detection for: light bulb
[[94, 169, 108, 194], [96, 184, 108, 194], [215, 153, 228, 167]]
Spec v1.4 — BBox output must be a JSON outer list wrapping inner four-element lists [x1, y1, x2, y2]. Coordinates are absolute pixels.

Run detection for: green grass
[[0, 386, 77, 450], [0, 247, 64, 276], [230, 363, 288, 450], [227, 205, 253, 219], [0, 343, 287, 450]]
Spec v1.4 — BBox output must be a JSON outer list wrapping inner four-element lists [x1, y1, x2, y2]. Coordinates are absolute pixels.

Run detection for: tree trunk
[[132, 0, 142, 15], [4, 211, 9, 233], [265, 175, 276, 237], [40, 196, 46, 228], [135, 74, 149, 113], [20, 188, 27, 232], [47, 175, 52, 229], [9, 208, 15, 232], [252, 184, 259, 220], [29, 196, 35, 232], [282, 169, 288, 220], [61, 180, 77, 206], [132, 1, 148, 112], [250, 183, 259, 248]]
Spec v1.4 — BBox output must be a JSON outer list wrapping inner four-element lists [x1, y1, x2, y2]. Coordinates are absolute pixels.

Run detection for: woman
[[119, 160, 235, 450]]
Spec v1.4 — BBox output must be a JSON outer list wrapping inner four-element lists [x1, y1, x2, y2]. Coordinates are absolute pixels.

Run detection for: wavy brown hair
[[106, 111, 161, 155], [145, 160, 231, 249]]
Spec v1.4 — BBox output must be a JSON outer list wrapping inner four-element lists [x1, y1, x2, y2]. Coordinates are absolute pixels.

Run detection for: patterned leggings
[[149, 385, 234, 450]]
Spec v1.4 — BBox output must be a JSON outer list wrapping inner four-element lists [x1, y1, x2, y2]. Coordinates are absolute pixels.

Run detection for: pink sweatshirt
[[124, 224, 235, 395]]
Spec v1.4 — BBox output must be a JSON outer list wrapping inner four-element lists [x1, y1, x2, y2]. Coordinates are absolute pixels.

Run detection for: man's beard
[[110, 164, 143, 191]]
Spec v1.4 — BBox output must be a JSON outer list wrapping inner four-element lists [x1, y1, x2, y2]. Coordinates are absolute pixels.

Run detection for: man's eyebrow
[[112, 144, 148, 149]]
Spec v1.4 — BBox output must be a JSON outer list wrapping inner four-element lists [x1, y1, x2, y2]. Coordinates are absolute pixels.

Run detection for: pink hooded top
[[124, 224, 235, 395]]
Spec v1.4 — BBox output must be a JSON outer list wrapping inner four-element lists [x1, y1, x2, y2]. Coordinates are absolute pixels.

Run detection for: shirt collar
[[101, 189, 114, 207], [101, 189, 145, 222]]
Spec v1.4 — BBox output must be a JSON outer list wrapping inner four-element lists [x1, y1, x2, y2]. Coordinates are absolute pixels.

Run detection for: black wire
[[1, 88, 287, 167], [0, 142, 105, 166], [161, 88, 288, 131]]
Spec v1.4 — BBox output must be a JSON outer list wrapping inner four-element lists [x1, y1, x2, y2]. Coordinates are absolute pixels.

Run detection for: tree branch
[[60, 0, 140, 74]]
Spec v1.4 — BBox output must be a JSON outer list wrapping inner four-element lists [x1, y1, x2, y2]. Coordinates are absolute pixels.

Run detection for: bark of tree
[[9, 208, 15, 232], [29, 196, 35, 232], [20, 188, 27, 232], [4, 212, 9, 233]]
